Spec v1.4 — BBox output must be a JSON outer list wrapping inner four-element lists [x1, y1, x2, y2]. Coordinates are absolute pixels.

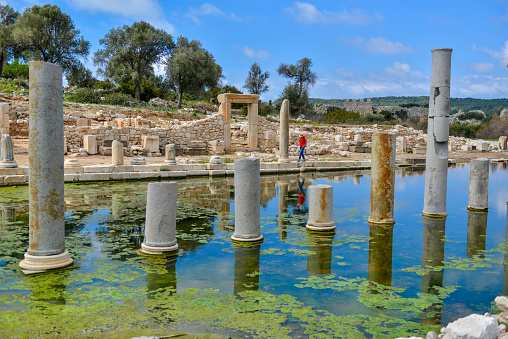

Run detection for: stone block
[[64, 174, 80, 182], [109, 172, 130, 180], [77, 118, 90, 127], [187, 170, 209, 176], [64, 167, 84, 174], [441, 314, 502, 339], [83, 165, 114, 173], [3, 175, 28, 185], [206, 163, 227, 170], [499, 136, 507, 150], [111, 165, 134, 172], [83, 135, 97, 155], [141, 135, 160, 152], [0, 168, 24, 175], [209, 170, 226, 176]]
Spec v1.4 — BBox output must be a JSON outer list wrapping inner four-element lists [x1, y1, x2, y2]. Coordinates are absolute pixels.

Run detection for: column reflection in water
[[234, 244, 261, 295], [29, 271, 69, 305], [421, 217, 446, 325], [466, 211, 488, 258], [145, 257, 177, 299], [1, 206, 16, 225], [504, 204, 508, 295], [307, 234, 334, 275], [277, 181, 289, 240], [368, 224, 393, 286], [216, 183, 231, 232]]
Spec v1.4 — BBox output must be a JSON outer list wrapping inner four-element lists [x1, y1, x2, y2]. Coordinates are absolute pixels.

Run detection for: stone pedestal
[[142, 135, 160, 153], [131, 158, 146, 165], [140, 182, 179, 255], [468, 158, 489, 211], [279, 99, 290, 162], [165, 143, 176, 164], [306, 184, 335, 232], [64, 159, 81, 167], [19, 61, 73, 273], [368, 133, 396, 225], [112, 140, 124, 165], [499, 136, 507, 150], [423, 48, 452, 218], [0, 134, 18, 168], [231, 158, 263, 243], [83, 135, 97, 155]]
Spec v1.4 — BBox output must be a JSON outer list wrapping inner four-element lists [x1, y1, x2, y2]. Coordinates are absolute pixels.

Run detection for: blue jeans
[[298, 146, 305, 161]]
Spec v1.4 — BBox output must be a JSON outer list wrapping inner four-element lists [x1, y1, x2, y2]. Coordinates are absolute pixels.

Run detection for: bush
[[67, 88, 102, 104], [2, 59, 29, 79], [323, 109, 360, 124], [476, 114, 508, 139], [379, 110, 394, 120], [102, 92, 136, 106], [394, 109, 408, 120], [450, 124, 482, 138], [457, 111, 486, 121], [360, 113, 385, 123], [93, 80, 115, 90]]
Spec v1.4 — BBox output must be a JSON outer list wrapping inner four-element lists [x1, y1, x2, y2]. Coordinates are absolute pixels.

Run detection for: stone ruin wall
[[374, 106, 428, 118], [341, 98, 374, 114]]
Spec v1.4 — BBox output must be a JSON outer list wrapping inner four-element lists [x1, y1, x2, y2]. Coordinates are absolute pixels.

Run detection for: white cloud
[[238, 46, 270, 60], [334, 67, 358, 78], [339, 36, 414, 55], [68, 0, 175, 33], [187, 3, 241, 25], [460, 62, 495, 73], [453, 75, 508, 98], [285, 2, 383, 25], [473, 41, 508, 67]]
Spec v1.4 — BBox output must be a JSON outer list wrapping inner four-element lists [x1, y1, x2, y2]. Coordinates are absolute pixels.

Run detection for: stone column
[[279, 99, 290, 162], [19, 61, 73, 273], [468, 158, 489, 211], [140, 182, 179, 255], [0, 134, 18, 168], [307, 234, 334, 275], [222, 102, 231, 151], [247, 102, 258, 148], [368, 224, 393, 286], [306, 184, 335, 232], [368, 133, 395, 225], [231, 158, 263, 243], [421, 216, 446, 325], [423, 48, 453, 218], [466, 211, 488, 258], [165, 143, 176, 164], [234, 243, 261, 294], [112, 140, 124, 165], [0, 103, 9, 135]]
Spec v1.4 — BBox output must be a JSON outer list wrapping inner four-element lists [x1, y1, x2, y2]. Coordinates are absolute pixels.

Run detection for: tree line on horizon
[[0, 3, 318, 116]]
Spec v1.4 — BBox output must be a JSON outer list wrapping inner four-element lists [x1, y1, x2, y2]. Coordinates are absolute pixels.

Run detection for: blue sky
[[6, 0, 508, 101]]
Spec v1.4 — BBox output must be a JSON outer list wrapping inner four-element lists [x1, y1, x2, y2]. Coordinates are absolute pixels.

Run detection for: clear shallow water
[[0, 163, 508, 338]]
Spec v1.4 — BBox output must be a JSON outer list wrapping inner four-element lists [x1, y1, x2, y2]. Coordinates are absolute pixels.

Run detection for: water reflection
[[145, 256, 177, 299], [277, 181, 289, 240], [0, 206, 15, 225], [307, 234, 334, 275], [29, 270, 69, 305], [234, 244, 261, 295], [421, 217, 446, 325], [467, 211, 488, 258], [504, 204, 508, 296], [368, 224, 393, 286]]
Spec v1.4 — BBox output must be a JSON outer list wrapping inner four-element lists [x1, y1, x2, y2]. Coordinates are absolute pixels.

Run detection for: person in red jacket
[[298, 135, 307, 162]]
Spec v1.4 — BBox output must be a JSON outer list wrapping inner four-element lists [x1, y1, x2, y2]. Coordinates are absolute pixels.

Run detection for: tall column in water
[[19, 61, 73, 273], [423, 48, 453, 218]]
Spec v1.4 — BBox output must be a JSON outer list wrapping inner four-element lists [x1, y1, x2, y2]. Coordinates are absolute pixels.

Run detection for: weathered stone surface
[[131, 158, 146, 165], [279, 99, 290, 162], [441, 314, 502, 339], [112, 140, 124, 165], [0, 134, 17, 168], [468, 158, 489, 211], [495, 296, 508, 315], [369, 133, 395, 224], [83, 135, 97, 155], [141, 135, 159, 152], [165, 143, 176, 164], [306, 184, 335, 231]]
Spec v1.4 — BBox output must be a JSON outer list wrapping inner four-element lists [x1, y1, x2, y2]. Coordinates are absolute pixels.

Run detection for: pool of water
[[1, 163, 508, 338]]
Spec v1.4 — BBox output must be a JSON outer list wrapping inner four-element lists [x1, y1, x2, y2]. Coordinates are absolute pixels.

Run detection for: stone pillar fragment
[[231, 158, 263, 243], [19, 61, 73, 273], [499, 136, 507, 150], [247, 103, 258, 148], [279, 99, 290, 162], [306, 184, 335, 232], [423, 48, 453, 218], [112, 140, 124, 165], [165, 143, 176, 164], [83, 135, 97, 155], [468, 158, 489, 211], [0, 103, 9, 135], [140, 182, 179, 255], [369, 133, 396, 225], [0, 134, 17, 168]]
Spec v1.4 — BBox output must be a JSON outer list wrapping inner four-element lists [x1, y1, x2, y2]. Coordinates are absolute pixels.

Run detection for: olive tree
[[94, 21, 174, 101], [0, 5, 19, 76], [166, 36, 222, 108], [277, 58, 317, 117], [12, 4, 89, 72], [244, 62, 269, 95]]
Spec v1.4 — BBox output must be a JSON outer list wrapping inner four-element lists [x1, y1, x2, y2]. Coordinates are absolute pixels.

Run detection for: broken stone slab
[[440, 314, 503, 339]]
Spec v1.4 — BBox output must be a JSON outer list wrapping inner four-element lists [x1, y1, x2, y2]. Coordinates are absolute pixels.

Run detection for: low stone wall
[[374, 106, 428, 118]]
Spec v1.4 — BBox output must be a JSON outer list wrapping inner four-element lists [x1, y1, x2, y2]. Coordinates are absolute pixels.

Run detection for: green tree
[[166, 36, 222, 108], [66, 64, 96, 88], [12, 4, 89, 73], [0, 5, 19, 76], [244, 62, 269, 95], [277, 58, 317, 118], [94, 21, 174, 101]]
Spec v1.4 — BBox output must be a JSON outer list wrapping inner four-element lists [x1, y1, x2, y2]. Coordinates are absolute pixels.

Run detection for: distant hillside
[[310, 96, 508, 116]]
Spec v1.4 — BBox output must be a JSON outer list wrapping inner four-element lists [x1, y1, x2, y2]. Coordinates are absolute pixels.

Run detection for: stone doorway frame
[[217, 93, 259, 151]]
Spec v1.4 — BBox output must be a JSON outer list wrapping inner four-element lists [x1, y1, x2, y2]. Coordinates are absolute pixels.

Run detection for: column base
[[467, 206, 488, 212], [19, 250, 73, 274], [306, 222, 336, 232], [367, 218, 395, 226], [231, 235, 264, 244], [0, 161, 18, 168], [164, 160, 177, 165], [140, 243, 179, 255], [422, 211, 447, 219], [278, 158, 290, 163]]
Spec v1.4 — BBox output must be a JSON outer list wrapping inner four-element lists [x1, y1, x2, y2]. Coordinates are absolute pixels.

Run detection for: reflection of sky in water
[[1, 163, 508, 333]]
